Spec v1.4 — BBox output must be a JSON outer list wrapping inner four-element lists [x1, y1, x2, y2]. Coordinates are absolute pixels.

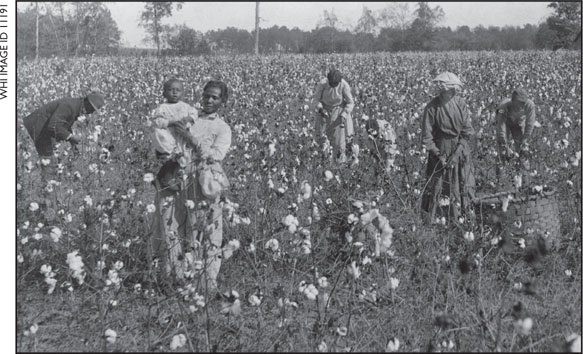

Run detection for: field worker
[[495, 87, 535, 178], [149, 78, 198, 191], [421, 72, 476, 224], [311, 69, 355, 163], [151, 80, 231, 294], [23, 92, 105, 178]]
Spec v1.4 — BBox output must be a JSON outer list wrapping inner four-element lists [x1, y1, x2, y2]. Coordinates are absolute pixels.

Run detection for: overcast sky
[[19, 2, 554, 48]]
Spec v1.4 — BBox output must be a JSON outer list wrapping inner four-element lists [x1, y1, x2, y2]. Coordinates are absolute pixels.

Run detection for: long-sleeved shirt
[[190, 112, 232, 162], [495, 98, 535, 149], [422, 95, 474, 157], [23, 97, 84, 142], [150, 101, 198, 161], [151, 101, 198, 129], [311, 78, 354, 113]]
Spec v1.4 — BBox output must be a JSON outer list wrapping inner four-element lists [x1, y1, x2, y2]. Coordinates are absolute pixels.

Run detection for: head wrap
[[433, 72, 463, 91], [86, 92, 105, 111], [327, 69, 343, 85], [512, 87, 529, 102]]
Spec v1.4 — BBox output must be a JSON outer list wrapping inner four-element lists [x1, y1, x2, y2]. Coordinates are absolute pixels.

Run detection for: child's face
[[164, 81, 183, 103], [202, 87, 223, 114]]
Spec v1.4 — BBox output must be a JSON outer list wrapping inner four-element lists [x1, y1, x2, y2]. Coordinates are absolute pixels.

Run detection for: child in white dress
[[150, 78, 198, 190]]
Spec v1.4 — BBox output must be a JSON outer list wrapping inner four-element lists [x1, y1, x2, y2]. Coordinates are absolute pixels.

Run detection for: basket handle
[[473, 190, 515, 205]]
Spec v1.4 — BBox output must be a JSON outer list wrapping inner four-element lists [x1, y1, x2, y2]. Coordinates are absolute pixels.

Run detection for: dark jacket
[[23, 98, 84, 142]]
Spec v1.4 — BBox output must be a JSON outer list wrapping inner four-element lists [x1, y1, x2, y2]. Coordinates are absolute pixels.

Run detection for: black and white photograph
[[11, 1, 582, 352]]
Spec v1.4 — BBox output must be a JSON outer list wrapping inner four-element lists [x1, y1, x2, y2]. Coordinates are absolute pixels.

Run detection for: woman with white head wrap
[[420, 72, 476, 223]]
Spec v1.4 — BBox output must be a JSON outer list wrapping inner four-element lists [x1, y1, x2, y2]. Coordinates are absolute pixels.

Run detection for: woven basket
[[474, 187, 561, 248]]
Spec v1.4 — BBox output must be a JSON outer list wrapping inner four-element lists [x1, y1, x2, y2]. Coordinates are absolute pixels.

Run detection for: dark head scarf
[[512, 87, 529, 102], [327, 69, 343, 87]]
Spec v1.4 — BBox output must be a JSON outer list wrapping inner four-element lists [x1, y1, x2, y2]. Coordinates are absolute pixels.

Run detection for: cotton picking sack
[[199, 162, 230, 201]]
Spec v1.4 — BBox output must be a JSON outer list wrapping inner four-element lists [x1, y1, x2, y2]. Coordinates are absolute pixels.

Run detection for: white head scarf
[[433, 72, 463, 91]]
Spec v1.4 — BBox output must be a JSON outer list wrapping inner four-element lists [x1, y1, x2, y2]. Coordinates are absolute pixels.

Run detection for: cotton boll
[[324, 170, 333, 181]]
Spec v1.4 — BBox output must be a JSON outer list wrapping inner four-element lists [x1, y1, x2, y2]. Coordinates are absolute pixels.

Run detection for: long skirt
[[421, 136, 476, 223], [151, 170, 223, 291], [315, 105, 354, 158]]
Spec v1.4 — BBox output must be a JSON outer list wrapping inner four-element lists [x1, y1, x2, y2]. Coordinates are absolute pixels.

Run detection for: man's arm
[[496, 111, 509, 152], [459, 99, 475, 142], [523, 100, 535, 142], [310, 81, 325, 112], [421, 106, 439, 157], [47, 103, 77, 141], [341, 81, 355, 114]]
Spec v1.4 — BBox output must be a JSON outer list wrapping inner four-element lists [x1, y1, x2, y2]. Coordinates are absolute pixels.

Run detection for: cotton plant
[[49, 227, 62, 243], [514, 317, 534, 336], [347, 261, 361, 280], [170, 334, 187, 350], [66, 250, 85, 286], [360, 209, 394, 257], [40, 264, 57, 294], [300, 180, 312, 200], [23, 323, 39, 337], [220, 290, 241, 316], [358, 287, 378, 303], [386, 338, 400, 352], [248, 292, 262, 307], [298, 280, 319, 300], [104, 329, 117, 344], [282, 214, 300, 233], [222, 239, 241, 260], [105, 269, 121, 290]]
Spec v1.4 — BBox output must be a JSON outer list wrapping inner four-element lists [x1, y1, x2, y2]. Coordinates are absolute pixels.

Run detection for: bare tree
[[44, 4, 64, 53], [377, 3, 413, 30], [355, 5, 378, 35], [57, 3, 69, 53], [255, 2, 259, 55], [140, 2, 184, 56], [317, 9, 338, 28], [35, 2, 39, 60]]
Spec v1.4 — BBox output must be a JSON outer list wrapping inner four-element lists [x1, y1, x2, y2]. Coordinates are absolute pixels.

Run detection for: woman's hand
[[181, 116, 195, 125], [169, 120, 191, 138], [446, 144, 463, 168], [438, 155, 448, 168], [169, 120, 200, 151], [446, 153, 458, 169], [168, 120, 187, 130]]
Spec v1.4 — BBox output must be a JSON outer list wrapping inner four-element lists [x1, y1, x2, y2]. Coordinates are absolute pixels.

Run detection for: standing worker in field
[[22, 92, 105, 179], [421, 72, 476, 224], [495, 87, 535, 182], [311, 69, 355, 164], [151, 80, 231, 293]]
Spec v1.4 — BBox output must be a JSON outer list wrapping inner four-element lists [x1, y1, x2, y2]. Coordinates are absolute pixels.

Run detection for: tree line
[[17, 2, 121, 59], [17, 2, 581, 59]]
